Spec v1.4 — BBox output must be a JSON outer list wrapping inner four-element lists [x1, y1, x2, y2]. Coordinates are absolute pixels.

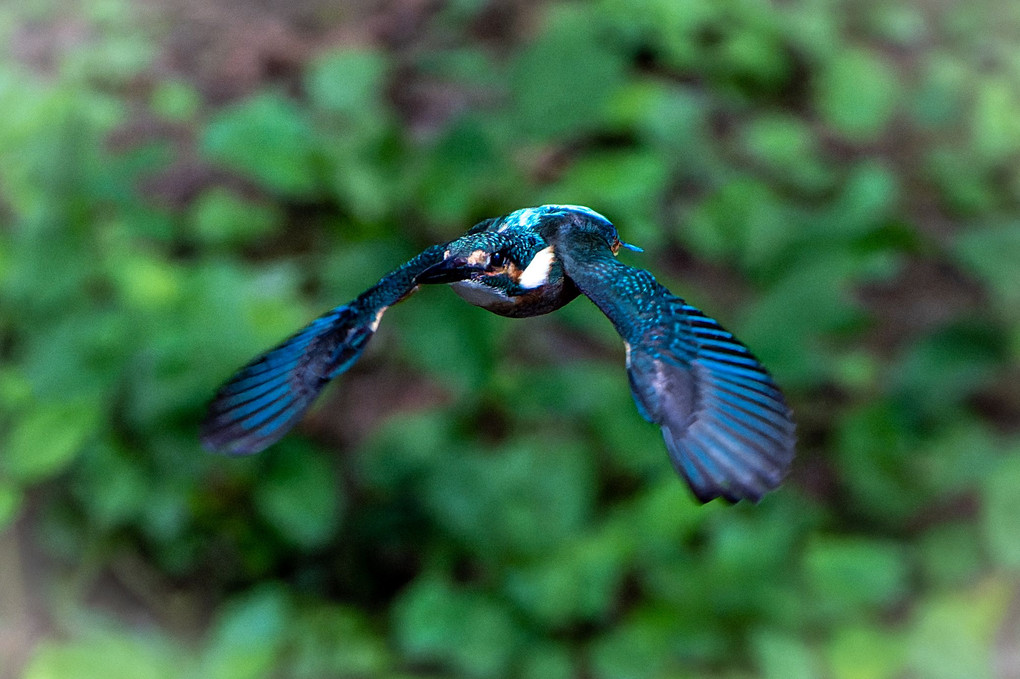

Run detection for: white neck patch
[[518, 245, 556, 289]]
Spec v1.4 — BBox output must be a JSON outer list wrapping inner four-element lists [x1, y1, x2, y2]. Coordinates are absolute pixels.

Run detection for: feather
[[552, 227, 795, 503], [200, 306, 371, 455], [201, 244, 448, 455]]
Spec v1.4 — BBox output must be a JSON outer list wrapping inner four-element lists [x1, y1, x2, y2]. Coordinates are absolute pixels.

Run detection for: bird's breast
[[450, 279, 513, 309], [449, 278, 580, 318]]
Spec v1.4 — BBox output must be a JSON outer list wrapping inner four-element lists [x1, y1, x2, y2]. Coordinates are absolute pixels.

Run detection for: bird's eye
[[489, 251, 507, 268]]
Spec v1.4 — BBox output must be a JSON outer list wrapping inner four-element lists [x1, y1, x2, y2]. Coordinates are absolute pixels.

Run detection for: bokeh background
[[2, 0, 1020, 677]]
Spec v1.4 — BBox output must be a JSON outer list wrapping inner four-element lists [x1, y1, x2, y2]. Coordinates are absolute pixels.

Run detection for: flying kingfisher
[[201, 205, 795, 503]]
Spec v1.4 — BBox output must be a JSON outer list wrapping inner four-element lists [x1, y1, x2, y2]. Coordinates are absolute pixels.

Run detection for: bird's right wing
[[201, 244, 448, 456], [551, 229, 795, 503]]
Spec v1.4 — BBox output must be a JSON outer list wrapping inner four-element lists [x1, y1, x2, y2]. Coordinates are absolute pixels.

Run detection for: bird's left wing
[[201, 244, 448, 456], [551, 229, 795, 503]]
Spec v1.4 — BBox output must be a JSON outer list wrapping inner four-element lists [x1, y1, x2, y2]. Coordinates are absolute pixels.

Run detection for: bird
[[201, 205, 796, 503]]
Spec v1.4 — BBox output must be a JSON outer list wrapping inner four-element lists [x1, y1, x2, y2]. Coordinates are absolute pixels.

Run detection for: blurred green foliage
[[2, 0, 1020, 677]]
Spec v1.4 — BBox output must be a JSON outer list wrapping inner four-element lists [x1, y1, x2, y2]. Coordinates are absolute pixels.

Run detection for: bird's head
[[412, 229, 545, 294], [414, 205, 639, 298]]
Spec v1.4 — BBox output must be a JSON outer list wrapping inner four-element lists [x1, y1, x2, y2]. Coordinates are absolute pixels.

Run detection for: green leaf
[[417, 116, 503, 223], [288, 605, 390, 678], [504, 531, 627, 627], [816, 48, 899, 140], [827, 626, 905, 679], [752, 630, 820, 679], [491, 361, 628, 422], [643, 0, 721, 70], [72, 441, 149, 529], [588, 608, 673, 679], [201, 586, 291, 679], [202, 93, 320, 197], [191, 188, 281, 246], [112, 252, 182, 310], [627, 477, 708, 554], [149, 79, 201, 122], [917, 420, 999, 495], [981, 452, 1020, 569], [397, 287, 501, 389], [684, 177, 807, 273], [393, 576, 521, 678], [3, 400, 100, 483], [738, 250, 866, 384], [918, 522, 984, 588], [305, 49, 387, 117], [254, 444, 344, 550], [625, 83, 708, 163], [549, 150, 670, 249], [925, 147, 996, 214], [906, 581, 1008, 679], [972, 77, 1020, 162], [518, 643, 574, 679], [833, 402, 925, 523], [359, 411, 455, 489], [510, 8, 626, 139], [823, 162, 899, 238], [892, 321, 1005, 419], [954, 221, 1020, 315], [0, 480, 23, 531], [803, 536, 910, 617], [913, 54, 967, 127], [718, 27, 790, 92], [743, 114, 829, 191], [23, 634, 179, 679], [425, 438, 595, 557], [869, 4, 927, 46], [322, 152, 393, 222]]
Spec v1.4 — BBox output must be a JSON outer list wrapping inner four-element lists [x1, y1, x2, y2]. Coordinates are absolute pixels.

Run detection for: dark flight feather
[[201, 245, 447, 455], [551, 227, 795, 502]]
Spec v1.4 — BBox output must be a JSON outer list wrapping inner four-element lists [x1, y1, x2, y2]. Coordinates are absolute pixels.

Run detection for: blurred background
[[2, 0, 1019, 677]]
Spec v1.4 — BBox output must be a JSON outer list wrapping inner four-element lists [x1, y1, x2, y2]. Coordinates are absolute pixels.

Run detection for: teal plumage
[[201, 244, 446, 456], [202, 206, 795, 502], [549, 221, 792, 501]]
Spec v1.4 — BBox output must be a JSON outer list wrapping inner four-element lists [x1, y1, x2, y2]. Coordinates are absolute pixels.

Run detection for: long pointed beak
[[415, 257, 483, 285]]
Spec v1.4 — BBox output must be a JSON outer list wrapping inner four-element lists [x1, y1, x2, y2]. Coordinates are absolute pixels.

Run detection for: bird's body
[[202, 205, 796, 503], [428, 207, 582, 317]]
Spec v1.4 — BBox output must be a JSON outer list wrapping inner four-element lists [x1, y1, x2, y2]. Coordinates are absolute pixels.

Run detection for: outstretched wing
[[552, 230, 795, 503], [201, 244, 447, 456]]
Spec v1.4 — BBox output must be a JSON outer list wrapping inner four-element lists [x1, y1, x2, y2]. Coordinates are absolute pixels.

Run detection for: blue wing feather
[[201, 243, 448, 456], [553, 228, 795, 503], [200, 305, 373, 455], [649, 299, 795, 501]]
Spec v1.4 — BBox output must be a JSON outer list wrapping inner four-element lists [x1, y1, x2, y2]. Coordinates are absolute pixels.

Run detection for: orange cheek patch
[[504, 262, 523, 282]]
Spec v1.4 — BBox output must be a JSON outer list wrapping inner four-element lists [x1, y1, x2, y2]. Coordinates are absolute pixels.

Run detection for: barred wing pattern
[[200, 305, 372, 455], [555, 232, 795, 502], [201, 244, 448, 456], [631, 297, 795, 501]]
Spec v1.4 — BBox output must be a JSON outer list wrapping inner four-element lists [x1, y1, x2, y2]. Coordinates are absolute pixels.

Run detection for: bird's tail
[[200, 304, 375, 455]]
